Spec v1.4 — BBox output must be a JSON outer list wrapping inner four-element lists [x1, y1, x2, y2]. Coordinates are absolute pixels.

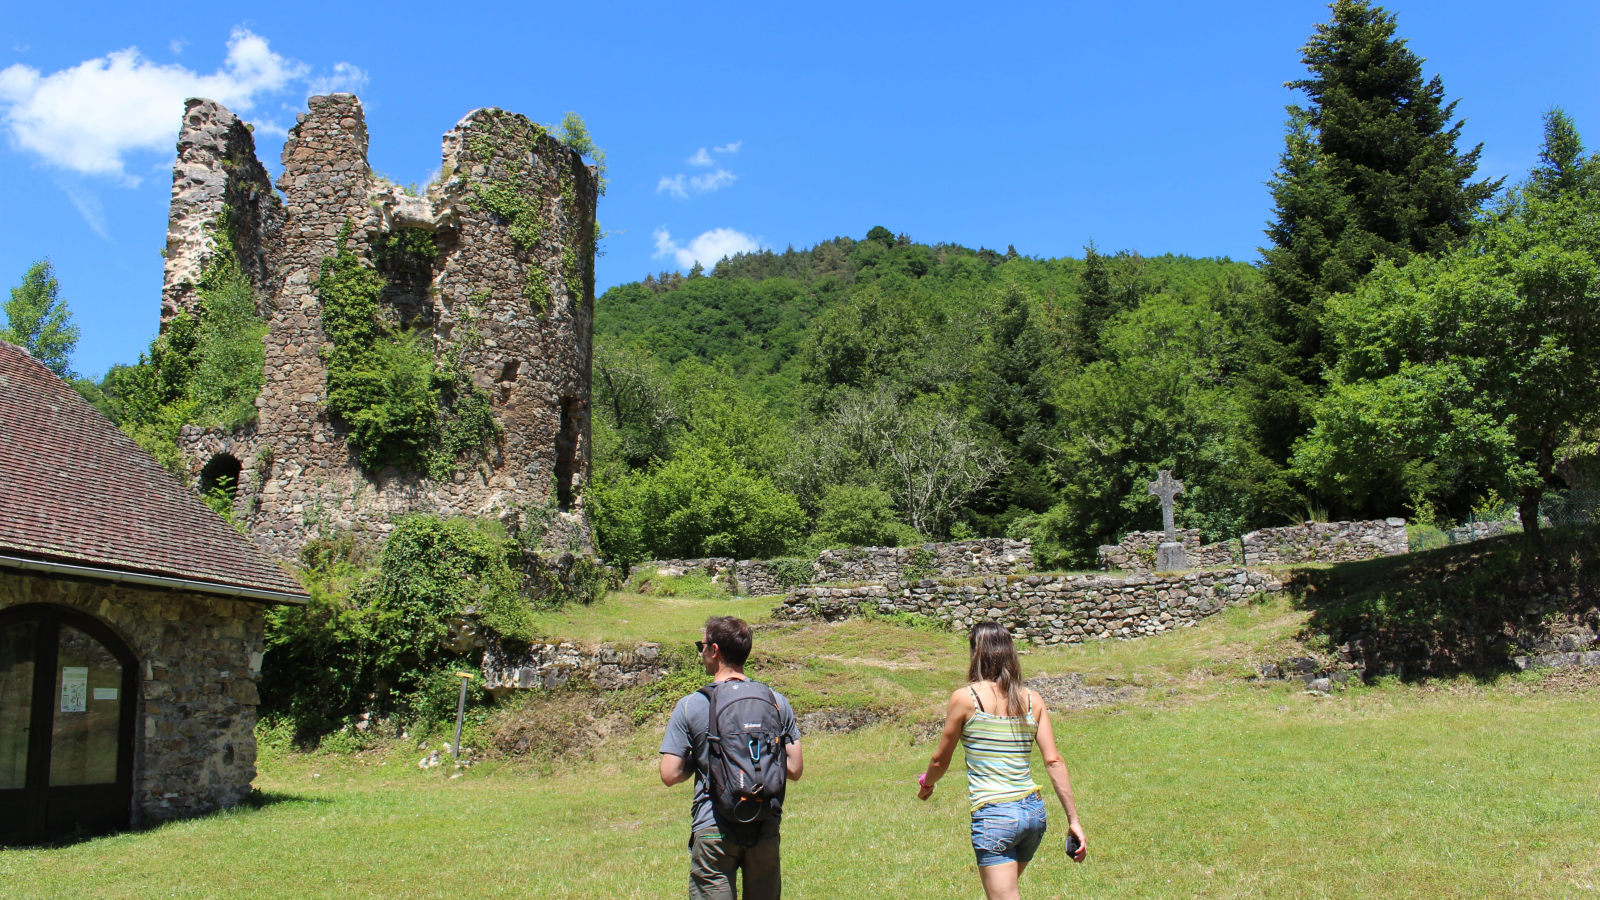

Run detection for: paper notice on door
[[60, 667, 88, 712], [93, 687, 118, 701]]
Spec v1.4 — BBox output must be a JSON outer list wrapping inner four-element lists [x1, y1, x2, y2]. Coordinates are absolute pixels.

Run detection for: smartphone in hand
[[1066, 833, 1083, 860]]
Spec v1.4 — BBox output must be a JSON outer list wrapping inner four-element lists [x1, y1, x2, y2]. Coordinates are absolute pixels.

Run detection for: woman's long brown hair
[[967, 622, 1027, 718]]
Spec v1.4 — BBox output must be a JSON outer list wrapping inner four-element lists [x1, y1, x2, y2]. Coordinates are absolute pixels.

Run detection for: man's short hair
[[704, 615, 753, 666]]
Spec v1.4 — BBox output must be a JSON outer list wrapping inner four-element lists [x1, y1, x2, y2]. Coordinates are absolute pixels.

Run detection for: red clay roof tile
[[0, 340, 306, 598]]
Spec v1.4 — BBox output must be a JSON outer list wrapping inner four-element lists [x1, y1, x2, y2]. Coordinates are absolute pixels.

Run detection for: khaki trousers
[[688, 824, 782, 900]]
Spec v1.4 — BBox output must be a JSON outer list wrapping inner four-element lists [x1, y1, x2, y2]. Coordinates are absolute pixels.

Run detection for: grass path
[[4, 680, 1597, 899]]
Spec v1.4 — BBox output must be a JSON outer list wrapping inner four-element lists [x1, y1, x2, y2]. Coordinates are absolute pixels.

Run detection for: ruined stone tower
[[164, 93, 596, 560]]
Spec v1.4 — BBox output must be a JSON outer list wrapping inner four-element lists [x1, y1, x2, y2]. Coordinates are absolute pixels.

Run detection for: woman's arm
[[1033, 691, 1087, 860], [917, 689, 973, 800]]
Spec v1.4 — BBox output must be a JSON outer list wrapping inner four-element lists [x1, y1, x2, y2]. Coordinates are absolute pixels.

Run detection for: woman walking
[[917, 622, 1087, 900]]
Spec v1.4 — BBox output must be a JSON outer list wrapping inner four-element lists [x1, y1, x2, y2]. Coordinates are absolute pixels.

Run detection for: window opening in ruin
[[554, 398, 580, 511], [499, 359, 521, 385], [199, 454, 242, 504]]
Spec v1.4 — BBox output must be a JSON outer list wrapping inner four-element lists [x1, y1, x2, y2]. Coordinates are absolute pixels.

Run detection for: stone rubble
[[480, 638, 665, 696]]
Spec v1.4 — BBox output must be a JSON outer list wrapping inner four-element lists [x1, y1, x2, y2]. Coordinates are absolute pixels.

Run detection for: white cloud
[[714, 141, 741, 154], [307, 61, 368, 97], [657, 173, 687, 199], [687, 147, 713, 166], [691, 169, 735, 192], [0, 28, 362, 184], [656, 167, 736, 199], [652, 227, 761, 272], [169, 39, 188, 55]]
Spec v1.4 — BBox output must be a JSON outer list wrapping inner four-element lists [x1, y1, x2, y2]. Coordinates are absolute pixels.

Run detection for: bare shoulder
[[948, 685, 976, 708]]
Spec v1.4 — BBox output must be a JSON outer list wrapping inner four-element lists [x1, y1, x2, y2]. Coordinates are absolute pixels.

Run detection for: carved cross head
[[1147, 469, 1185, 541]]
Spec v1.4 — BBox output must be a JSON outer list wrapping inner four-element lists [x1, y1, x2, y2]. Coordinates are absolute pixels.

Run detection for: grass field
[[4, 591, 1599, 899]]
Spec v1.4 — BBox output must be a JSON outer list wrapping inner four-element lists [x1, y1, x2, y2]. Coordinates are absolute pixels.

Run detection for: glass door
[[0, 606, 135, 842]]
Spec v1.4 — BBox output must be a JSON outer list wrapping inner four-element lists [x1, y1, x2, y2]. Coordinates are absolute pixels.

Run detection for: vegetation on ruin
[[318, 225, 499, 478], [261, 516, 543, 739], [73, 214, 267, 476]]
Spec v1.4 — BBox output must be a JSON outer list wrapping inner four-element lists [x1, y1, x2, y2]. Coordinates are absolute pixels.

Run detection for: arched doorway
[[0, 604, 137, 843]]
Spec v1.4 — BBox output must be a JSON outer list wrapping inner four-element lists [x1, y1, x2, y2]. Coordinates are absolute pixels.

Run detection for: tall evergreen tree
[[1, 260, 78, 379], [1248, 0, 1500, 477]]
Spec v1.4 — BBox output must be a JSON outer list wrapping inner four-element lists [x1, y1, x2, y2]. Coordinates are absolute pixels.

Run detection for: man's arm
[[660, 753, 692, 787], [785, 742, 803, 782]]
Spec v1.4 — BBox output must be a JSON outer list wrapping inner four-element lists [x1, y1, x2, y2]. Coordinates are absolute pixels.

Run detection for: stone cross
[[1147, 470, 1185, 542]]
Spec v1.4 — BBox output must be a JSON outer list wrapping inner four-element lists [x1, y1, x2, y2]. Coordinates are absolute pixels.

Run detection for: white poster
[[60, 667, 87, 712]]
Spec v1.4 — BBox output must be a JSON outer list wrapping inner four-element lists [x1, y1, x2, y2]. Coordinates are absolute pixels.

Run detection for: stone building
[[0, 342, 308, 841], [163, 93, 599, 560]]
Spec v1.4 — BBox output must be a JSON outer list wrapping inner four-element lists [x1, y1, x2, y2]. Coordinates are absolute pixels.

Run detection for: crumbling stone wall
[[0, 571, 267, 824], [480, 637, 664, 696], [813, 539, 1033, 583], [634, 539, 1035, 597], [1099, 520, 1406, 572], [166, 94, 598, 561], [776, 569, 1285, 644]]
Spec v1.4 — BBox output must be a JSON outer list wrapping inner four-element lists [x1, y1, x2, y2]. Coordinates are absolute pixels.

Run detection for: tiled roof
[[0, 341, 306, 599]]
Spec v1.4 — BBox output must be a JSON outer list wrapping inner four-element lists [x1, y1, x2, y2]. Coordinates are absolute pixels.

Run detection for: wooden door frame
[[0, 603, 138, 843]]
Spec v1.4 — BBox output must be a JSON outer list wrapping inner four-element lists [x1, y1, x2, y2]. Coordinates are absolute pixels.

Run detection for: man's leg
[[689, 832, 739, 900], [739, 824, 783, 900]]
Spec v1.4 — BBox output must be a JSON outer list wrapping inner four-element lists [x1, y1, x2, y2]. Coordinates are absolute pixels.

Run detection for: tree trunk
[[1519, 486, 1544, 548]]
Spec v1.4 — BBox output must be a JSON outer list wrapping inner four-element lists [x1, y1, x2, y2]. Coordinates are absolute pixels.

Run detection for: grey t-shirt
[[660, 680, 802, 834]]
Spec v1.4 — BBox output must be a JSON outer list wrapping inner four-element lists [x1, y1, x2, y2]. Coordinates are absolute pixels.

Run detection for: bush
[[811, 484, 919, 548], [260, 515, 542, 740], [592, 447, 807, 563]]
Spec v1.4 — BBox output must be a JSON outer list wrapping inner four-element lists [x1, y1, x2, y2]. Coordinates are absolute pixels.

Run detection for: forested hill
[[595, 227, 1256, 412], [590, 226, 1274, 569]]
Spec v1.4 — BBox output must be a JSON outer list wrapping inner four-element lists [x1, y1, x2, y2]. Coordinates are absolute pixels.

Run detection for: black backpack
[[699, 680, 789, 827]]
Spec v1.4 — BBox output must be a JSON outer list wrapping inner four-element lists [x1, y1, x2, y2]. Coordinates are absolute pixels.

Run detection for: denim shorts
[[970, 792, 1047, 867]]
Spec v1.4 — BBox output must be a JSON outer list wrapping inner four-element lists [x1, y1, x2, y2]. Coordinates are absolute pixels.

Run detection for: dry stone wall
[[813, 539, 1033, 583], [1099, 519, 1406, 572], [0, 571, 267, 824], [776, 569, 1285, 644], [166, 94, 598, 561], [635, 540, 1035, 597], [480, 637, 664, 696]]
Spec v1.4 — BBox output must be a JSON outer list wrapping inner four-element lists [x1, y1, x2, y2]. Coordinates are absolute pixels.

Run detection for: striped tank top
[[961, 684, 1039, 811]]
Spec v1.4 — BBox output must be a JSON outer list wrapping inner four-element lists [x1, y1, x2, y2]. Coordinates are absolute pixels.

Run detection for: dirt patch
[[800, 707, 890, 734], [488, 691, 635, 760], [1027, 674, 1142, 711]]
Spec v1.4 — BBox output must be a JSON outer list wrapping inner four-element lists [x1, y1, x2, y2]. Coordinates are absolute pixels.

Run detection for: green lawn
[[5, 592, 1598, 899]]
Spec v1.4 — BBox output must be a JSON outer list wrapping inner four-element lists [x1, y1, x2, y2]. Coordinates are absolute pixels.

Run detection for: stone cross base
[[1155, 542, 1188, 572]]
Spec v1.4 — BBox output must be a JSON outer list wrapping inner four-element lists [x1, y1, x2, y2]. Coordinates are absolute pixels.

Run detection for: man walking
[[661, 616, 803, 899]]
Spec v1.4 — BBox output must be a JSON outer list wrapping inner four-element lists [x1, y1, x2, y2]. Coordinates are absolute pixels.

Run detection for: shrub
[[592, 447, 807, 563], [812, 484, 919, 548]]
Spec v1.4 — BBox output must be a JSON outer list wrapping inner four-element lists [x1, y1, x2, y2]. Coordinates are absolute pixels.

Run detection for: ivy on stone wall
[[317, 224, 499, 477], [465, 116, 553, 312], [97, 213, 267, 475]]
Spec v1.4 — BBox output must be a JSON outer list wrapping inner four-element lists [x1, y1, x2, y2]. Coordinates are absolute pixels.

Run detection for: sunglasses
[[695, 641, 714, 653]]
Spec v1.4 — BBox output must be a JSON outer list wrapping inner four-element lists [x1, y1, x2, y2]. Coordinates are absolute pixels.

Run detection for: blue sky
[[2, 0, 1596, 377]]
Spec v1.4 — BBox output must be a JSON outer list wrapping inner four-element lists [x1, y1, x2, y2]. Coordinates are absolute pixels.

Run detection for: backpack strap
[[697, 683, 722, 750]]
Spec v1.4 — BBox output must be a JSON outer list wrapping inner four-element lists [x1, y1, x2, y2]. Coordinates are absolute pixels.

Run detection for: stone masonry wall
[[776, 568, 1285, 644], [480, 637, 664, 696], [0, 572, 267, 824], [635, 540, 1035, 597], [1099, 519, 1406, 572], [813, 539, 1033, 583], [167, 95, 598, 561]]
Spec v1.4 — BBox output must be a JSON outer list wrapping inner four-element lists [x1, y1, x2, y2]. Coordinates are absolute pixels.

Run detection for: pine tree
[[1248, 0, 1500, 477], [2, 260, 79, 379]]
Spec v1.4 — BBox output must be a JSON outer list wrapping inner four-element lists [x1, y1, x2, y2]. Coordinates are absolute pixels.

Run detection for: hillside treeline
[[589, 1, 1600, 570]]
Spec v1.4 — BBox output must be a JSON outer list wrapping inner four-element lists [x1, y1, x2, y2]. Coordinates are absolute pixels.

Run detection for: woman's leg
[[978, 862, 1022, 900]]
